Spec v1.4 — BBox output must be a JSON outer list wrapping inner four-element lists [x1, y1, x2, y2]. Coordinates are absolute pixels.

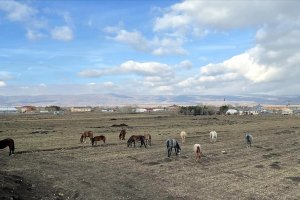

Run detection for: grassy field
[[1, 112, 300, 200]]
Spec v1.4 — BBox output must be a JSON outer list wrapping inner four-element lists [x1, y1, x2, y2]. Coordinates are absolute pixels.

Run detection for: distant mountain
[[0, 94, 299, 107]]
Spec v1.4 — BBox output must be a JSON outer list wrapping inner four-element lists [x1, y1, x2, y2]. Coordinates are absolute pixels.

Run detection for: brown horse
[[119, 129, 126, 140], [193, 144, 202, 162], [80, 131, 93, 144], [0, 138, 15, 156], [144, 134, 151, 146], [92, 135, 106, 146], [127, 135, 146, 148]]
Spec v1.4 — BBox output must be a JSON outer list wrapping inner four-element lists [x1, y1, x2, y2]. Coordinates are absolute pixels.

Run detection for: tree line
[[179, 105, 229, 115]]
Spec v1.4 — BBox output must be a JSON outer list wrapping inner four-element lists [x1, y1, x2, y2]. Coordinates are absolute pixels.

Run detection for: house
[[167, 105, 180, 112], [0, 107, 19, 115], [226, 109, 238, 115], [282, 108, 293, 115], [21, 106, 36, 113], [70, 107, 92, 112], [134, 108, 148, 113], [243, 104, 265, 115]]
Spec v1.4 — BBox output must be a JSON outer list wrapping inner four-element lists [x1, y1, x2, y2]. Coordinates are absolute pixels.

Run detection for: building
[[21, 106, 36, 113], [134, 108, 148, 113], [242, 104, 265, 115], [282, 108, 293, 115], [0, 107, 19, 115], [226, 109, 238, 115], [70, 107, 92, 112]]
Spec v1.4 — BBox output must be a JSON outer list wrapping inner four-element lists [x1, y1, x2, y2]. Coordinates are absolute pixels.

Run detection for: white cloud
[[39, 83, 47, 87], [105, 27, 186, 56], [178, 60, 193, 69], [0, 0, 36, 22], [111, 29, 150, 52], [0, 71, 12, 80], [0, 81, 6, 87], [150, 0, 300, 95], [26, 29, 45, 40], [51, 26, 73, 41], [120, 60, 172, 76], [154, 1, 299, 34], [79, 60, 173, 78]]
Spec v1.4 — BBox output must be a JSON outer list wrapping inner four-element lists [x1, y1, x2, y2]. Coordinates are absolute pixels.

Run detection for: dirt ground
[[0, 112, 299, 200]]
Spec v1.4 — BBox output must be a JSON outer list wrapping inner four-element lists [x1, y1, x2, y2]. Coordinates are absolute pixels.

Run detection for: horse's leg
[[142, 140, 146, 148]]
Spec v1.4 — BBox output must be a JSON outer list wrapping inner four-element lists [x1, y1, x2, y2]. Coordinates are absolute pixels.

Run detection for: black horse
[[127, 135, 147, 148], [166, 139, 181, 157], [0, 138, 15, 156]]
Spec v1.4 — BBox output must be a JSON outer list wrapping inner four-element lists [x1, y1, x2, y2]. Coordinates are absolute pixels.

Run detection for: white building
[[70, 107, 92, 112], [282, 108, 293, 115], [226, 109, 238, 115], [0, 107, 19, 114]]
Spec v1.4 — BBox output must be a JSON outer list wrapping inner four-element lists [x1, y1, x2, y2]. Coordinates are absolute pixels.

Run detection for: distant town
[[1, 104, 299, 116]]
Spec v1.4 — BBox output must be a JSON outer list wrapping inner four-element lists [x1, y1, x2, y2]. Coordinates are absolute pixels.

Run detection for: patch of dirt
[[263, 153, 281, 159], [0, 171, 58, 200], [111, 123, 128, 127], [255, 165, 264, 168], [286, 177, 300, 183], [269, 162, 281, 170]]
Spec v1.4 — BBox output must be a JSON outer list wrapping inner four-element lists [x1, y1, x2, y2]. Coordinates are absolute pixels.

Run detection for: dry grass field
[[0, 112, 300, 200]]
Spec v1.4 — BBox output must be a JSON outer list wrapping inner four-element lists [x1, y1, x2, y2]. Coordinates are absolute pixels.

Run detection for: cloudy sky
[[0, 0, 299, 96]]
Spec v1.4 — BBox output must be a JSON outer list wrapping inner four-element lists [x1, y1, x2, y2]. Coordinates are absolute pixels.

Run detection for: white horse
[[180, 131, 187, 144], [245, 133, 253, 147], [193, 144, 202, 161], [209, 131, 217, 142]]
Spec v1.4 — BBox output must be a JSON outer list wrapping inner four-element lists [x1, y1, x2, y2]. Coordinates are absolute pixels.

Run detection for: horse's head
[[127, 137, 132, 147]]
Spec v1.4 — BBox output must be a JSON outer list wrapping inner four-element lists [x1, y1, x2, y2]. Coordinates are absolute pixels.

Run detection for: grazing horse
[[92, 135, 106, 146], [144, 134, 151, 146], [210, 131, 217, 143], [193, 144, 202, 161], [119, 129, 126, 140], [0, 138, 15, 156], [127, 135, 147, 148], [166, 139, 181, 157], [245, 133, 253, 147], [180, 131, 187, 144], [80, 131, 93, 144]]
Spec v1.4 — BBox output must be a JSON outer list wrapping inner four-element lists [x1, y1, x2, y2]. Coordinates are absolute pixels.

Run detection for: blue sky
[[0, 0, 299, 96]]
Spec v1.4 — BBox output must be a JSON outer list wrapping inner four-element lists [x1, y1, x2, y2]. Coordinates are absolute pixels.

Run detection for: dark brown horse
[[144, 134, 151, 146], [127, 135, 146, 148], [0, 138, 15, 156], [80, 131, 93, 144], [92, 135, 106, 146], [119, 129, 126, 140]]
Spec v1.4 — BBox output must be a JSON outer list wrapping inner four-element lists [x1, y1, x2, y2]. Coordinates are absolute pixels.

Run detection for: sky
[[0, 0, 300, 96]]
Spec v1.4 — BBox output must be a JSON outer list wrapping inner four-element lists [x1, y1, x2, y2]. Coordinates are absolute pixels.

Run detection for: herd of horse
[[76, 129, 253, 161], [1, 129, 253, 161]]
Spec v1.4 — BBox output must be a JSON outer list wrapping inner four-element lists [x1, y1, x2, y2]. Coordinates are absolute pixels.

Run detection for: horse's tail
[[80, 135, 83, 143], [196, 146, 201, 154]]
